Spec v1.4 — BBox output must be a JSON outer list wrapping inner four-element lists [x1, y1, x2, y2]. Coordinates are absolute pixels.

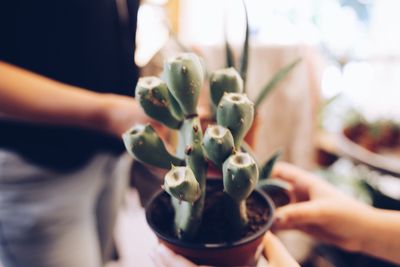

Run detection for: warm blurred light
[[135, 4, 169, 67], [321, 66, 343, 99], [370, 0, 400, 56], [341, 61, 400, 120]]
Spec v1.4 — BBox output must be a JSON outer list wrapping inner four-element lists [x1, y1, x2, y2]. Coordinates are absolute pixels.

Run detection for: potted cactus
[[123, 53, 292, 266]]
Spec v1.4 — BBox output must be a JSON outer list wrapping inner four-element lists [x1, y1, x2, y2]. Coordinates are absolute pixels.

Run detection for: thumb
[[274, 201, 322, 229], [263, 232, 299, 267]]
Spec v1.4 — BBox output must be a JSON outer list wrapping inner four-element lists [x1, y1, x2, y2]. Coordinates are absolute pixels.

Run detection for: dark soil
[[149, 181, 271, 244]]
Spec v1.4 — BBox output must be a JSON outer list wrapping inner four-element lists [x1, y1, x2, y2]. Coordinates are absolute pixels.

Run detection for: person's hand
[[271, 162, 376, 252], [100, 94, 168, 139], [263, 232, 299, 267]]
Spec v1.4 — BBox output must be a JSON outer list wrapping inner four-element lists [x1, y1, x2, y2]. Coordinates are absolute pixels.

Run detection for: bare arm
[[0, 61, 153, 137], [362, 208, 400, 264]]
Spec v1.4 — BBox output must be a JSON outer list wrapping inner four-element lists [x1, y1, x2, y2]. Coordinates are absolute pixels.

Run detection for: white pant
[[0, 150, 129, 267]]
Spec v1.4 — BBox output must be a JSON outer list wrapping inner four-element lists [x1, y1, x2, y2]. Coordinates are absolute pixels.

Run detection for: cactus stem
[[173, 117, 207, 240], [224, 195, 249, 233]]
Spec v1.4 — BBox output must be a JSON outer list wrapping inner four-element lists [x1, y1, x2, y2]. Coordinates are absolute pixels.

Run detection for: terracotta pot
[[145, 180, 286, 267]]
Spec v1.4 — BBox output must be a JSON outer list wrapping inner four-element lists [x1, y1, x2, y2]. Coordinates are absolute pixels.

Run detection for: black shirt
[[0, 0, 140, 171]]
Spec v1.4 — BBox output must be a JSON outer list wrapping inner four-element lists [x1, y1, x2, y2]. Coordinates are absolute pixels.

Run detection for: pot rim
[[145, 186, 276, 250]]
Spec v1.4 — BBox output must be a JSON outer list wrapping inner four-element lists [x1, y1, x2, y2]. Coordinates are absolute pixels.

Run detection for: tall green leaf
[[254, 58, 302, 110], [259, 150, 282, 180], [239, 0, 249, 93], [225, 39, 236, 68], [224, 12, 235, 68]]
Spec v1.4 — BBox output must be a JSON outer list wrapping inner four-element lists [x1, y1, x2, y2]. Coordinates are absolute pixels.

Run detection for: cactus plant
[[123, 52, 268, 241]]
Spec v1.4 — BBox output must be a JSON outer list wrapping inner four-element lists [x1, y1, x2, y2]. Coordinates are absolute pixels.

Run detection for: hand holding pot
[[272, 162, 400, 264], [272, 162, 374, 252], [263, 232, 300, 267]]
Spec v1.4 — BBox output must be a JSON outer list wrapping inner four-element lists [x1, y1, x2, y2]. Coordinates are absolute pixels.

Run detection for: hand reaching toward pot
[[150, 232, 299, 267], [272, 162, 400, 265]]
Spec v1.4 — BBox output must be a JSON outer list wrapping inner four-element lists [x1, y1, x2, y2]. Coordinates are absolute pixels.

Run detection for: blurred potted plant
[[123, 52, 292, 266]]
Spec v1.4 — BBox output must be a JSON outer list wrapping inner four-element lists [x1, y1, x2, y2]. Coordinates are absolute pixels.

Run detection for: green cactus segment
[[217, 93, 254, 149], [172, 196, 205, 240], [223, 152, 259, 202], [122, 124, 184, 169], [164, 166, 201, 203], [135, 77, 183, 129], [179, 117, 207, 185], [209, 68, 243, 107], [203, 125, 234, 167], [164, 53, 204, 116], [223, 152, 258, 230], [173, 117, 207, 240]]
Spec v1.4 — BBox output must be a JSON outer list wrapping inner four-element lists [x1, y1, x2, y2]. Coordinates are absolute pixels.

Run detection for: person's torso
[[0, 0, 140, 171]]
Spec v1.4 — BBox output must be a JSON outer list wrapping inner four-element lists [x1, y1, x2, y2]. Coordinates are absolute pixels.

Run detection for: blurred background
[[115, 1, 400, 267]]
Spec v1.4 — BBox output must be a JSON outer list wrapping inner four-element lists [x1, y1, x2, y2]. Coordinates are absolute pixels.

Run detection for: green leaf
[[239, 0, 249, 93], [223, 7, 236, 68], [254, 58, 302, 110], [225, 39, 236, 68], [259, 150, 282, 180]]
